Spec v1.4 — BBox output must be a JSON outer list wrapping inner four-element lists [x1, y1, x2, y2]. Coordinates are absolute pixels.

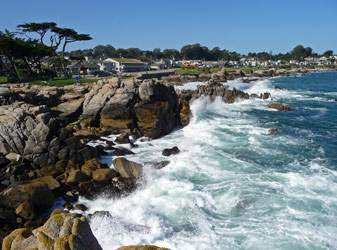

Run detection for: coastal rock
[[81, 158, 103, 177], [2, 210, 102, 250], [0, 102, 96, 170], [81, 82, 116, 127], [113, 147, 135, 156], [92, 168, 117, 183], [162, 146, 180, 156], [74, 204, 88, 212], [62, 191, 78, 203], [115, 133, 131, 144], [100, 92, 135, 130], [268, 128, 279, 134], [145, 161, 170, 169], [274, 85, 285, 91], [66, 170, 90, 184], [135, 82, 179, 138], [261, 92, 271, 99], [178, 93, 192, 127], [53, 98, 84, 122], [113, 157, 143, 180], [0, 178, 56, 220], [268, 103, 292, 111]]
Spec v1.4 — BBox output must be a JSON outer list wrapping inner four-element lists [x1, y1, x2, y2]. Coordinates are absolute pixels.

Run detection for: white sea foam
[[174, 81, 205, 91]]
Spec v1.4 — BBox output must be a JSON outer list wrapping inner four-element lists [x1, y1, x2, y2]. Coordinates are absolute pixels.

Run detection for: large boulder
[[0, 177, 58, 220], [80, 82, 116, 127], [136, 81, 179, 138], [100, 92, 135, 130], [162, 146, 180, 156], [268, 103, 292, 111], [2, 210, 102, 250], [92, 168, 117, 183], [113, 158, 143, 180]]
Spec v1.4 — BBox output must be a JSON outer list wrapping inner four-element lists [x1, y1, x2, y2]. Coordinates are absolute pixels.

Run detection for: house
[[105, 58, 150, 72], [66, 61, 100, 74], [67, 61, 82, 73], [100, 58, 117, 72]]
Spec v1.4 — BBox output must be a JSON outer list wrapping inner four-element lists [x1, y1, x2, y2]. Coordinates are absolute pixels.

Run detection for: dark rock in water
[[110, 177, 137, 193], [113, 147, 135, 156], [113, 158, 143, 179], [250, 93, 259, 98], [261, 92, 271, 99], [268, 128, 279, 134], [75, 203, 88, 212], [105, 140, 115, 147], [274, 85, 285, 91], [162, 146, 180, 156], [62, 191, 79, 203], [268, 103, 292, 111], [115, 133, 131, 144], [242, 78, 258, 83], [64, 202, 74, 210], [88, 210, 112, 219], [145, 161, 170, 169]]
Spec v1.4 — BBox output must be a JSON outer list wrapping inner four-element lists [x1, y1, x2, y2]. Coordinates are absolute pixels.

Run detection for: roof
[[67, 61, 100, 68], [109, 58, 144, 64]]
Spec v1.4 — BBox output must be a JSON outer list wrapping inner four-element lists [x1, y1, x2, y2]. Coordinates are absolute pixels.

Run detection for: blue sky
[[1, 0, 337, 54]]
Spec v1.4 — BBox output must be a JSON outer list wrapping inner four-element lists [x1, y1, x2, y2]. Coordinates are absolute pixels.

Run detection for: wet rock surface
[[268, 103, 292, 111], [162, 146, 180, 156]]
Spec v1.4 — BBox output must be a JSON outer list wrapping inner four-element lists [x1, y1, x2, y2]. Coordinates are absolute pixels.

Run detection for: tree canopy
[[0, 22, 92, 80]]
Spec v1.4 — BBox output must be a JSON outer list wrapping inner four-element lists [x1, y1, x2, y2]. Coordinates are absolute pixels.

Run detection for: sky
[[1, 0, 337, 54]]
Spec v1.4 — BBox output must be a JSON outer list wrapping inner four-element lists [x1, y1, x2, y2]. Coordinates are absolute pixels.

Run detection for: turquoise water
[[83, 72, 337, 250]]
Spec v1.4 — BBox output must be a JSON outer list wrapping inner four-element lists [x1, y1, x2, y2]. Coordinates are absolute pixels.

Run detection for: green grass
[[0, 76, 8, 83], [120, 75, 133, 81], [175, 67, 221, 74], [30, 77, 99, 87]]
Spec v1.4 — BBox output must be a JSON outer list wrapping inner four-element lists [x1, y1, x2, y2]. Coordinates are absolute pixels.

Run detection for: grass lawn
[[175, 67, 221, 74], [120, 75, 133, 81], [30, 77, 99, 87], [0, 76, 8, 83]]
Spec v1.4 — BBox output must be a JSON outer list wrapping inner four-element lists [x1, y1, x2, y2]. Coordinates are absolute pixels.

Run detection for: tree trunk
[[22, 57, 34, 76], [61, 40, 68, 77]]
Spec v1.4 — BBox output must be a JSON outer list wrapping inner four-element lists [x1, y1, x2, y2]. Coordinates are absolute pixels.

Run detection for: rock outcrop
[[268, 103, 292, 111], [73, 79, 180, 139], [2, 210, 102, 250], [113, 157, 143, 180]]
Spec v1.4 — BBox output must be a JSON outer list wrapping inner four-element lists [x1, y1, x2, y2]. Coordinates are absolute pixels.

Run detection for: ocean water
[[81, 71, 337, 250]]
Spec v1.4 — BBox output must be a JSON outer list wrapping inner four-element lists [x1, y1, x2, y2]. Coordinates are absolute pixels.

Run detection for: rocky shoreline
[[0, 66, 335, 249]]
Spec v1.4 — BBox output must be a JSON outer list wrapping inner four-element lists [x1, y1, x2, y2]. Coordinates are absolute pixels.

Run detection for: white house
[[100, 58, 117, 72], [104, 58, 150, 72]]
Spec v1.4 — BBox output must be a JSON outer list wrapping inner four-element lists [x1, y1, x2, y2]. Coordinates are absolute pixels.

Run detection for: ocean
[[81, 71, 337, 250]]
